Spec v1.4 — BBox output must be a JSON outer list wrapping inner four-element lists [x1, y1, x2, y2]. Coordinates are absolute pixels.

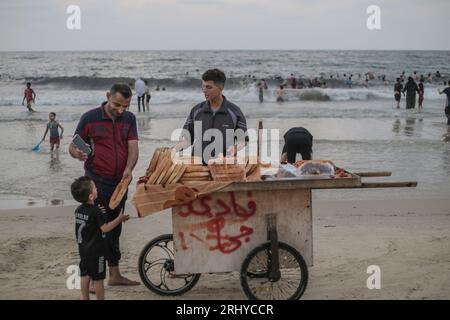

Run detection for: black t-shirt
[[394, 83, 403, 93], [74, 204, 107, 257]]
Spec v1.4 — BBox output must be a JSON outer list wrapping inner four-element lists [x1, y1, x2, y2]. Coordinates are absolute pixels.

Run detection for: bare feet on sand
[[108, 276, 140, 286]]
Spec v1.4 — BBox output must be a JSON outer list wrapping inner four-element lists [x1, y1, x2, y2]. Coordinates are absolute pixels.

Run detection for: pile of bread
[[137, 147, 262, 185]]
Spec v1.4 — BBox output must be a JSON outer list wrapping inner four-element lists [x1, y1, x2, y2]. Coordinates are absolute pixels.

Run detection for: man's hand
[[123, 168, 133, 181], [70, 144, 88, 162], [226, 145, 237, 157]]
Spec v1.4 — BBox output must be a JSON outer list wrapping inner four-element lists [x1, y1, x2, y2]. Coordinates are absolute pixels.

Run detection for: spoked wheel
[[240, 241, 308, 300], [138, 234, 201, 296]]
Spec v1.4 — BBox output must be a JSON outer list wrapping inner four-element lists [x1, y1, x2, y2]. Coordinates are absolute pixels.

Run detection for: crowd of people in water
[[240, 70, 448, 110], [21, 69, 450, 123]]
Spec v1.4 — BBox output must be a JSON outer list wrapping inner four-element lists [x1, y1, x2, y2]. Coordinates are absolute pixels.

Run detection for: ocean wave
[[15, 75, 423, 91]]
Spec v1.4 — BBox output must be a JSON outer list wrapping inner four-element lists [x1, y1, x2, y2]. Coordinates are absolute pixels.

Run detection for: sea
[[0, 50, 449, 208]]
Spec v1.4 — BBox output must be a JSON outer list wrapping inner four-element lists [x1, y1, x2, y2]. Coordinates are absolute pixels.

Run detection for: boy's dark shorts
[[79, 256, 106, 281], [394, 93, 401, 102], [50, 136, 60, 145]]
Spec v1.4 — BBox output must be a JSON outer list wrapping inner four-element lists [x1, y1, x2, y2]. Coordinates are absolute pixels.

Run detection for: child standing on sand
[[71, 176, 129, 300], [41, 112, 64, 152]]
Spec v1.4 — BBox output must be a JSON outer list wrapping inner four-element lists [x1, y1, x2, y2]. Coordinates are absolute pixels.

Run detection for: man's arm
[[123, 140, 139, 180], [228, 109, 248, 156], [70, 114, 89, 161], [174, 111, 195, 152], [174, 138, 191, 152]]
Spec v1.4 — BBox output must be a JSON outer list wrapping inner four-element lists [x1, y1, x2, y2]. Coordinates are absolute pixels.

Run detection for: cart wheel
[[138, 234, 200, 296], [240, 241, 308, 300]]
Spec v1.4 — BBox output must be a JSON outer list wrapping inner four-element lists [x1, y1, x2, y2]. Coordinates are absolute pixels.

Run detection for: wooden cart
[[137, 171, 417, 300]]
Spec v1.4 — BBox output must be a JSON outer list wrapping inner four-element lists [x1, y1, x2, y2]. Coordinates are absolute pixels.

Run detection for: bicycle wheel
[[240, 241, 308, 300], [138, 234, 201, 296]]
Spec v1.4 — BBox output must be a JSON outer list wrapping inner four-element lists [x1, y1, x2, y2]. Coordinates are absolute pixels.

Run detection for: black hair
[[49, 112, 56, 117], [110, 83, 132, 99], [144, 80, 148, 85], [71, 176, 93, 203], [448, 80, 450, 86], [396, 78, 400, 82], [280, 85, 284, 89], [26, 82, 31, 86], [202, 69, 226, 86]]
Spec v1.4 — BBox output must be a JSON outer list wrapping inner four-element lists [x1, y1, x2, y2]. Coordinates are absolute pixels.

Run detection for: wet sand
[[1, 198, 449, 300]]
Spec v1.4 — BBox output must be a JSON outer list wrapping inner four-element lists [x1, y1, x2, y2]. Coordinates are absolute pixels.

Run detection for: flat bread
[[166, 164, 183, 184], [147, 150, 168, 184], [160, 163, 176, 185], [145, 148, 160, 176], [182, 171, 211, 178], [171, 164, 187, 184], [156, 153, 173, 184], [184, 166, 210, 173], [109, 176, 132, 210]]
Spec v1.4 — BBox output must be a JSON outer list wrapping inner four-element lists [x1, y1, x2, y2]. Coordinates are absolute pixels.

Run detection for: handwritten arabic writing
[[177, 192, 256, 254]]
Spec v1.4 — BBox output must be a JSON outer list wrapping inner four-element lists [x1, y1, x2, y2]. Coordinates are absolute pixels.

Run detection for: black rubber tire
[[240, 241, 308, 300], [138, 234, 201, 296]]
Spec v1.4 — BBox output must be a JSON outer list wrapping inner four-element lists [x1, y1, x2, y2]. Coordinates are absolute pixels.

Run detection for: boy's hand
[[118, 210, 130, 223], [60, 135, 63, 140]]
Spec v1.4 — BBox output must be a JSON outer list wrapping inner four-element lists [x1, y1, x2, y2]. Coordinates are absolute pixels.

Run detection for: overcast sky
[[1, 0, 449, 51]]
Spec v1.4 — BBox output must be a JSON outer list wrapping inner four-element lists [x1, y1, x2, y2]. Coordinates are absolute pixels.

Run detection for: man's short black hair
[[110, 83, 132, 99], [71, 176, 93, 203], [26, 82, 31, 86], [202, 69, 226, 86], [49, 112, 56, 117]]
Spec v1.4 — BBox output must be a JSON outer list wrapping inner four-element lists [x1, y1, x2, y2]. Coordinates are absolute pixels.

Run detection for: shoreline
[[1, 198, 449, 299]]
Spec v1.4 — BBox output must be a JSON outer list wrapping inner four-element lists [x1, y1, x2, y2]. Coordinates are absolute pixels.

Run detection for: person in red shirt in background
[[22, 82, 36, 112]]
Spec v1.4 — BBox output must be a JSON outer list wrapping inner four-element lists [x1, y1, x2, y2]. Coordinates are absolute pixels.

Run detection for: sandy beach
[[1, 197, 449, 300]]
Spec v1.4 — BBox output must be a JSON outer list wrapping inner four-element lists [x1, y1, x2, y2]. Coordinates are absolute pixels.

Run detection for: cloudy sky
[[1, 0, 449, 51]]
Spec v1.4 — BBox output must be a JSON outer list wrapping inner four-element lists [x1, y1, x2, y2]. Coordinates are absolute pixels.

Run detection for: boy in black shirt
[[71, 176, 129, 300]]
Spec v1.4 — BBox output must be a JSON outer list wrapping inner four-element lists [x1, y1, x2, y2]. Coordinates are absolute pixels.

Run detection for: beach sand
[[1, 198, 449, 300]]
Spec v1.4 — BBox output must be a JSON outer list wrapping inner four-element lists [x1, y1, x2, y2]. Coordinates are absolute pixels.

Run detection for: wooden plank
[[219, 173, 362, 192], [172, 189, 313, 274], [353, 171, 392, 177], [360, 181, 418, 188]]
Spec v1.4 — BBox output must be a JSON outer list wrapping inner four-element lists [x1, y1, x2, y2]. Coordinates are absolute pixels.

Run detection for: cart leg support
[[266, 214, 281, 282]]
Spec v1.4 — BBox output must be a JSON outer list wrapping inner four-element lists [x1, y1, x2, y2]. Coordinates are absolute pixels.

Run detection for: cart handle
[[354, 171, 392, 177]]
